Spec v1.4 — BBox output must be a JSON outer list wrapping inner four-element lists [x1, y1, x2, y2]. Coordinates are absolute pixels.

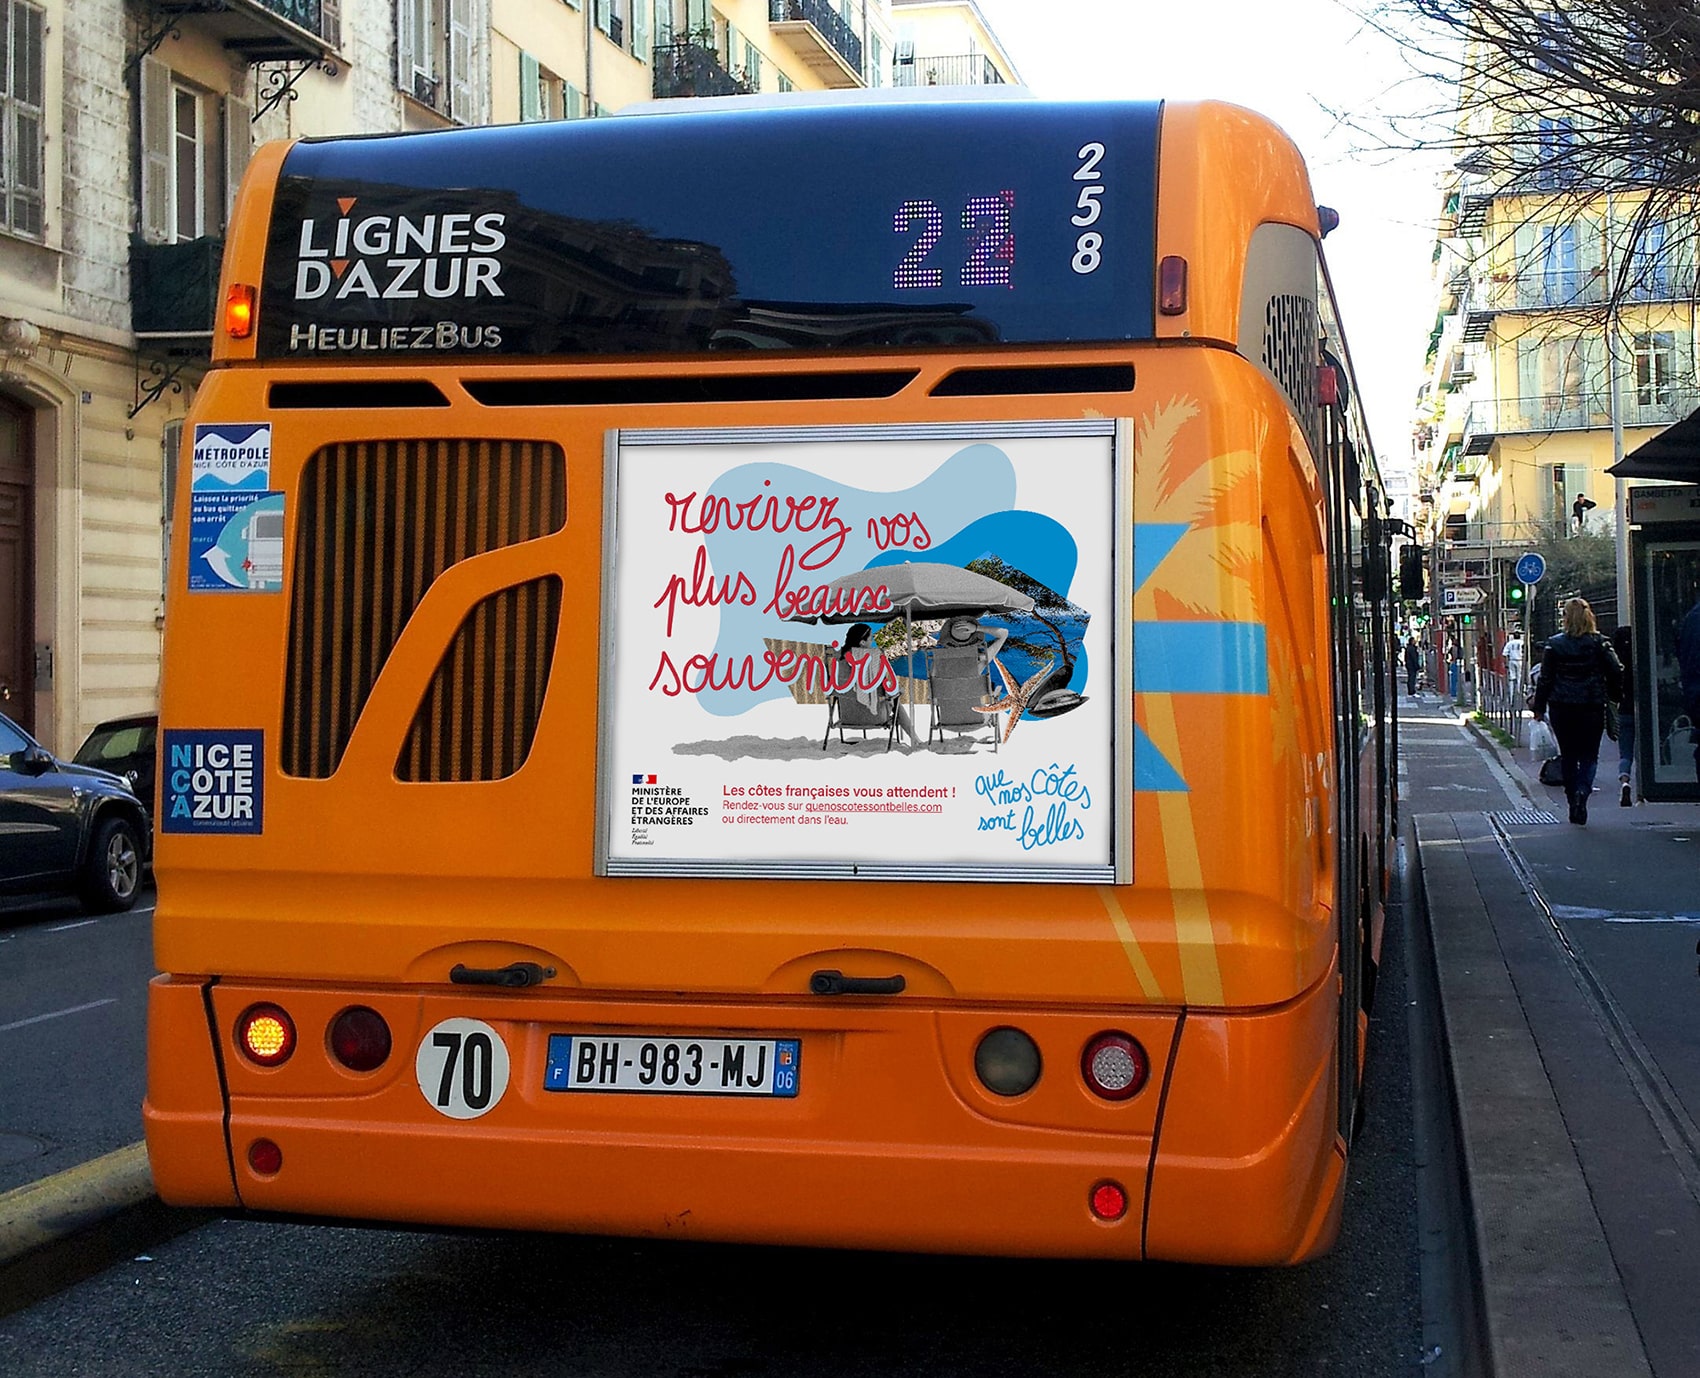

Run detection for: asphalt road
[[0, 862, 1435, 1373], [0, 889, 154, 1195]]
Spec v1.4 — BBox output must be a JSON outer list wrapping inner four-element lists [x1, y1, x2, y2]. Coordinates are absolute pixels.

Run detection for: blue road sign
[[1515, 552, 1546, 585]]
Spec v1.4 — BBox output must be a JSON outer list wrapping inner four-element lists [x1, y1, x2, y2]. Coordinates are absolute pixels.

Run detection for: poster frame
[[592, 419, 1133, 884]]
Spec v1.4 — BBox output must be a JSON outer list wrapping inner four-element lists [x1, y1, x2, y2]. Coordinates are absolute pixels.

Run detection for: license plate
[[544, 1034, 800, 1097]]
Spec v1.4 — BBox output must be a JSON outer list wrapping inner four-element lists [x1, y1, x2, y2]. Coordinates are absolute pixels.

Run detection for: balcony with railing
[[130, 235, 223, 340], [768, 0, 863, 87], [1461, 386, 1700, 452], [652, 39, 757, 99], [892, 52, 1006, 87], [147, 0, 337, 62], [1481, 264, 1699, 314]]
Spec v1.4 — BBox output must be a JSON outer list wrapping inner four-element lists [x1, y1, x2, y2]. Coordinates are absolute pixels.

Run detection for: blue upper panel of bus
[[258, 99, 1161, 360]]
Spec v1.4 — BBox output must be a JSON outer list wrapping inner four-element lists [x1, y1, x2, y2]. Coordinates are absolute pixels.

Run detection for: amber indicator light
[[225, 283, 257, 339], [237, 1003, 296, 1066]]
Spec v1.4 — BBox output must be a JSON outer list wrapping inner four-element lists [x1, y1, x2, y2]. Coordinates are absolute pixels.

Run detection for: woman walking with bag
[[1530, 598, 1624, 825]]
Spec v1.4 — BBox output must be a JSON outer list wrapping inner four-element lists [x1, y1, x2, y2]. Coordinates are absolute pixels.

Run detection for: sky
[[971, 0, 1452, 476]]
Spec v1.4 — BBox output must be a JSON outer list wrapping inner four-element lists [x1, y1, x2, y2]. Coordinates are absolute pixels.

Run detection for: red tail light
[[329, 1006, 392, 1071], [248, 1139, 283, 1175], [1089, 1180, 1128, 1221]]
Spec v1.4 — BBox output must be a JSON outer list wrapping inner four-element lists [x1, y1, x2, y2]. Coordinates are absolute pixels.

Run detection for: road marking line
[[45, 919, 97, 933], [0, 998, 118, 1034]]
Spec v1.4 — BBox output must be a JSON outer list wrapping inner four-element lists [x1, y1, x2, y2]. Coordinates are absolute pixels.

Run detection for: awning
[[1608, 407, 1700, 483]]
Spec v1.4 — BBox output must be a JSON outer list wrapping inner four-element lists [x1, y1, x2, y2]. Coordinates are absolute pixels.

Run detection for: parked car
[[73, 713, 158, 812], [0, 712, 150, 913]]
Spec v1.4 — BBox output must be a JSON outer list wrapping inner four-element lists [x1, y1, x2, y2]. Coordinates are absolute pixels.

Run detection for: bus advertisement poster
[[598, 423, 1122, 882]]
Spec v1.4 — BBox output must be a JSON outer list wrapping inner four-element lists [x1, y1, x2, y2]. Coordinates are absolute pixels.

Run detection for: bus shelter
[[1611, 422, 1700, 801]]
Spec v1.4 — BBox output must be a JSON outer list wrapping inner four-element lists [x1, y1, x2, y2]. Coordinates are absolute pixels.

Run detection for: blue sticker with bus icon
[[188, 424, 284, 592]]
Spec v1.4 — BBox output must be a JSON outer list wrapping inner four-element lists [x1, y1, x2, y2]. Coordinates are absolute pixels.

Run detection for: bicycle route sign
[[1514, 552, 1546, 585]]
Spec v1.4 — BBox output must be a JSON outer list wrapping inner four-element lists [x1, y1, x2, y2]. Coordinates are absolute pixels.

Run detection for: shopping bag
[[1528, 718, 1559, 759]]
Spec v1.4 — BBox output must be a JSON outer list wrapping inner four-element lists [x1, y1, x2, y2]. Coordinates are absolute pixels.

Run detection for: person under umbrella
[[836, 623, 918, 748]]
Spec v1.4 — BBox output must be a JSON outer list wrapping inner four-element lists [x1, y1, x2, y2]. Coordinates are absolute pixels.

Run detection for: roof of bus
[[220, 99, 1326, 366]]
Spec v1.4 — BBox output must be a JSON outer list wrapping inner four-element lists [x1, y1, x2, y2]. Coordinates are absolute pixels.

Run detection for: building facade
[[0, 0, 1019, 756], [1412, 51, 1699, 604]]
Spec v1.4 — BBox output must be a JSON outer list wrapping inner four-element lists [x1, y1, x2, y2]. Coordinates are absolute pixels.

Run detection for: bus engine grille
[[398, 576, 563, 782], [282, 439, 567, 779]]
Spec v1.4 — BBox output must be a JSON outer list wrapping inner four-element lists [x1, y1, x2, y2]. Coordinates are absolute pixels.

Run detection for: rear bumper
[[143, 968, 1343, 1263]]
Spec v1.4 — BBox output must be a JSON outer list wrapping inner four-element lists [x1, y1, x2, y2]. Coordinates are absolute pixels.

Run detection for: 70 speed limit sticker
[[415, 1017, 510, 1119]]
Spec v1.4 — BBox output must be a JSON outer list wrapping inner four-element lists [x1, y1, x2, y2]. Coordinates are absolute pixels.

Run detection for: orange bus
[[144, 92, 1396, 1264]]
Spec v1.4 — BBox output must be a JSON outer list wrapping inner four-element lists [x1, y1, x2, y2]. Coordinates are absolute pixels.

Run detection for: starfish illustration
[[974, 655, 1054, 744]]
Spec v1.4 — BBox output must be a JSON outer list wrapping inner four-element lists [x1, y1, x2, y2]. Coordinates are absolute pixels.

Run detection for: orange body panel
[[145, 99, 1384, 1264], [1154, 102, 1321, 344], [1143, 956, 1346, 1264], [142, 977, 236, 1204]]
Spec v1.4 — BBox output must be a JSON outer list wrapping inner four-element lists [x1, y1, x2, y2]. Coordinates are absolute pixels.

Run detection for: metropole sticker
[[189, 423, 285, 593]]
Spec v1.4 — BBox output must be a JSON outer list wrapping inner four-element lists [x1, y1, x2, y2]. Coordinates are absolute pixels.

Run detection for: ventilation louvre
[[282, 439, 566, 779], [399, 576, 562, 782], [1264, 294, 1320, 450]]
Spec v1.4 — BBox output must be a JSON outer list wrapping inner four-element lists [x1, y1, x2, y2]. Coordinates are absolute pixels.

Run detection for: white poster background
[[599, 424, 1121, 881]]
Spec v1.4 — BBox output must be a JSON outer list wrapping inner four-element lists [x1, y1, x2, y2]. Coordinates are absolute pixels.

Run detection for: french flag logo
[[632, 774, 656, 784]]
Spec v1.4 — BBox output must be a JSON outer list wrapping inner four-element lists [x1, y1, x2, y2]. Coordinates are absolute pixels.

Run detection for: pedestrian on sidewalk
[[1531, 598, 1624, 825], [1611, 622, 1635, 806], [1403, 635, 1421, 696], [1680, 590, 1700, 784]]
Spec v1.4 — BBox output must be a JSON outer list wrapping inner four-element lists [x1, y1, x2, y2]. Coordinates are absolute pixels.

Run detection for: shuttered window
[[137, 57, 249, 244], [0, 0, 44, 239], [396, 0, 485, 123]]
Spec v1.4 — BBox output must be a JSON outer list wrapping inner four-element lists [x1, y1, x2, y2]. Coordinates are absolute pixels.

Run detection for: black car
[[73, 713, 158, 812], [0, 712, 150, 913]]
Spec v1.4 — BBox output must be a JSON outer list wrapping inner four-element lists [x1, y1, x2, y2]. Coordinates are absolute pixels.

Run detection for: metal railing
[[892, 52, 1005, 86], [1462, 386, 1700, 442], [652, 39, 755, 99], [1477, 667, 1523, 740], [1467, 267, 1699, 314], [251, 0, 336, 42], [769, 0, 862, 74]]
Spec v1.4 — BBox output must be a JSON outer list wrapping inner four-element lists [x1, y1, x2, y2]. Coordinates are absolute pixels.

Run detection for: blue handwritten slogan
[[974, 762, 1091, 850]]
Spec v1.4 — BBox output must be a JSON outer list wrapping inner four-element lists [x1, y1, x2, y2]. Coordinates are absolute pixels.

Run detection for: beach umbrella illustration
[[789, 561, 1038, 736], [788, 561, 1037, 625]]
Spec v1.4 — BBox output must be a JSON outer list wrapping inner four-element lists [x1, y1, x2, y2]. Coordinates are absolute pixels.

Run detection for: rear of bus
[[144, 95, 1358, 1264]]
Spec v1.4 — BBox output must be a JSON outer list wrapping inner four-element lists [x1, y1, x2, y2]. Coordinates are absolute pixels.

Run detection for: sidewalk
[[1408, 695, 1700, 1377]]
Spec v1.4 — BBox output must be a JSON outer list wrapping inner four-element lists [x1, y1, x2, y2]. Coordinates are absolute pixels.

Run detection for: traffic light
[[1399, 545, 1425, 600], [1505, 582, 1527, 608]]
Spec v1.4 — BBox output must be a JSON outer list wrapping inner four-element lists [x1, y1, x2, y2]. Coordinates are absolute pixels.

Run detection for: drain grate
[[1491, 809, 1561, 826]]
